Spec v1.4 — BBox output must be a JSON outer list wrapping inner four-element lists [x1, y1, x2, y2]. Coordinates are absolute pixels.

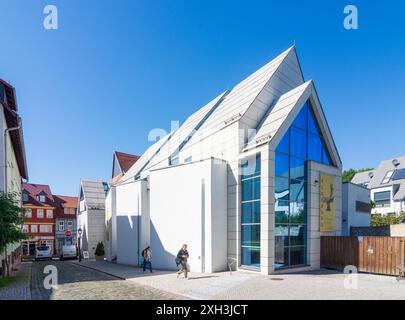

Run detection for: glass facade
[[274, 100, 333, 269], [241, 154, 261, 268]]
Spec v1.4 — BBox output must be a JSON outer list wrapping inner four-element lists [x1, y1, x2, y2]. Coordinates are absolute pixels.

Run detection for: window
[[37, 209, 44, 218], [59, 221, 65, 232], [23, 192, 29, 202], [38, 195, 46, 203], [24, 208, 32, 218], [381, 170, 395, 184], [274, 99, 332, 269], [374, 191, 391, 208], [240, 154, 261, 268], [40, 225, 52, 233], [22, 225, 29, 233], [67, 220, 73, 230], [46, 210, 53, 218], [31, 225, 38, 233]]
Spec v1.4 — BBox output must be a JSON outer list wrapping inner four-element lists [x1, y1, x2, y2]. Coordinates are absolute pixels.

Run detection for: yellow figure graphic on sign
[[320, 174, 336, 232], [321, 183, 334, 211]]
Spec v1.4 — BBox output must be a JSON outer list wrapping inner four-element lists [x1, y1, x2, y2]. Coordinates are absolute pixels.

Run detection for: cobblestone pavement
[[31, 260, 181, 300], [0, 262, 31, 300]]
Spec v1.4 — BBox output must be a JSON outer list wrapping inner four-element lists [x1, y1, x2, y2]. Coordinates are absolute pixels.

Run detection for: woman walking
[[176, 244, 189, 279]]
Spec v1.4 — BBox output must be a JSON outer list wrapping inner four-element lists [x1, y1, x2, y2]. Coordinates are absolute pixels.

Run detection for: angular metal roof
[[80, 179, 107, 209]]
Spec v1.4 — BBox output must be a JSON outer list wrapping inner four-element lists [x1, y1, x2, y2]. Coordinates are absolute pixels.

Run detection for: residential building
[[21, 183, 56, 255], [341, 182, 371, 236], [352, 156, 405, 216], [106, 151, 139, 261], [77, 179, 108, 259], [0, 79, 28, 275], [106, 46, 343, 275], [54, 195, 78, 255]]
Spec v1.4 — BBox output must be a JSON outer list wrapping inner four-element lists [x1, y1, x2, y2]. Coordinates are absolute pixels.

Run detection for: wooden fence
[[321, 236, 405, 276]]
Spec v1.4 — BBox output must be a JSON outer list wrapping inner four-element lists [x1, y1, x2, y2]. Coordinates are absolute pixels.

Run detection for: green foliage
[[95, 242, 105, 256], [342, 168, 374, 183], [0, 192, 26, 253], [371, 213, 405, 227], [0, 275, 19, 289]]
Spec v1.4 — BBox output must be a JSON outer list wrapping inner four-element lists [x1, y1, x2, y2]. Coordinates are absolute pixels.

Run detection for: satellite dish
[[368, 172, 374, 179], [392, 159, 400, 167]]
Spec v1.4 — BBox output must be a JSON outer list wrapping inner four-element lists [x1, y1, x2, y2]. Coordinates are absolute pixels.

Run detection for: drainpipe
[[3, 117, 21, 193]]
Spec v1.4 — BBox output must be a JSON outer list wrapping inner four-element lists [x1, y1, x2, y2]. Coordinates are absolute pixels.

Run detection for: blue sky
[[1, 0, 404, 196]]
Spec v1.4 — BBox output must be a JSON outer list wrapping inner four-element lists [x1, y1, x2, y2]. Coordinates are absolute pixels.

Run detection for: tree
[[342, 168, 374, 183], [0, 192, 26, 277], [95, 242, 105, 256]]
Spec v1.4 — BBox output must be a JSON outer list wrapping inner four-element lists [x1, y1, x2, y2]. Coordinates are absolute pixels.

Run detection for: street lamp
[[78, 228, 82, 263]]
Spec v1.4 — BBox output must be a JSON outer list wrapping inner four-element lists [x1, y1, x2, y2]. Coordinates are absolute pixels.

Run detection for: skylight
[[381, 170, 395, 184]]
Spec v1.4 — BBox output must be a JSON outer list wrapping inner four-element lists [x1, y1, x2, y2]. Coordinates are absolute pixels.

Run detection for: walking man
[[176, 244, 189, 279]]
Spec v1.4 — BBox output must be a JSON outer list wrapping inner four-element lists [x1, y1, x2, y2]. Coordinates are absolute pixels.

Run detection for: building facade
[[21, 184, 56, 255], [352, 156, 405, 216], [0, 79, 28, 275], [342, 183, 371, 236], [106, 47, 343, 274], [77, 179, 108, 259], [54, 195, 78, 255], [105, 151, 139, 261]]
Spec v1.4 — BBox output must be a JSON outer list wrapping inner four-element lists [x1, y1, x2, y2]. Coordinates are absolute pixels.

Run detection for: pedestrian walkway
[[0, 262, 31, 300], [71, 260, 405, 300], [71, 260, 256, 299]]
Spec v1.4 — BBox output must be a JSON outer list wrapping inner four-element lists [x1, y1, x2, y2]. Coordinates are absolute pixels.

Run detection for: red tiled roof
[[54, 195, 78, 208], [22, 183, 54, 207], [53, 195, 78, 218], [115, 151, 140, 174]]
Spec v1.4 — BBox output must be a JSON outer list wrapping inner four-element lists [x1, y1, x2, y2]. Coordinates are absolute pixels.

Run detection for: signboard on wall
[[320, 173, 336, 232]]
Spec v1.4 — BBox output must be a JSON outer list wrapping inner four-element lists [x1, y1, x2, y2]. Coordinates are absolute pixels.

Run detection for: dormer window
[[37, 195, 46, 203], [23, 192, 29, 202]]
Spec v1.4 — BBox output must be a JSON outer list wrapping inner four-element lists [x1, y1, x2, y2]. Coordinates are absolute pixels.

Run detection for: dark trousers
[[143, 260, 152, 272]]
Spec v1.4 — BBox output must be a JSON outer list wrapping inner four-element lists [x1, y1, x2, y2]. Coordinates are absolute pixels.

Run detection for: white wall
[[342, 183, 371, 236], [0, 107, 24, 261], [149, 158, 227, 273], [115, 179, 148, 266], [78, 208, 105, 259], [371, 186, 404, 216]]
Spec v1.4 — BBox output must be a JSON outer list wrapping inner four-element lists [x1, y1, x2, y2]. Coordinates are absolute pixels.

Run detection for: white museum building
[[104, 46, 343, 275]]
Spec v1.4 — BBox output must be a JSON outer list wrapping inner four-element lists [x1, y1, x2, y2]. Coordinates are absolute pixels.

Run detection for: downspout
[[3, 116, 21, 193]]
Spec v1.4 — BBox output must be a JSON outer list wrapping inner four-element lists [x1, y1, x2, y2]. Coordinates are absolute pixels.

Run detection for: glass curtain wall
[[274, 100, 333, 269], [241, 154, 261, 268]]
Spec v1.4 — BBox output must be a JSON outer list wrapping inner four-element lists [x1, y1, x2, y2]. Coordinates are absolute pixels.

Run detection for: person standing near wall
[[176, 244, 189, 279], [142, 246, 153, 273]]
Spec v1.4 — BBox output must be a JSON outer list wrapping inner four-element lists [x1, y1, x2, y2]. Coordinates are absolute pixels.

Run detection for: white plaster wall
[[115, 179, 148, 266], [178, 123, 240, 263], [105, 189, 115, 261], [0, 108, 24, 261], [342, 183, 371, 236], [149, 158, 227, 273]]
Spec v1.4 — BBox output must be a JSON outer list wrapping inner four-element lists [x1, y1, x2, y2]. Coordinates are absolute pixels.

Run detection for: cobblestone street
[[31, 260, 180, 300], [1, 260, 180, 300]]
